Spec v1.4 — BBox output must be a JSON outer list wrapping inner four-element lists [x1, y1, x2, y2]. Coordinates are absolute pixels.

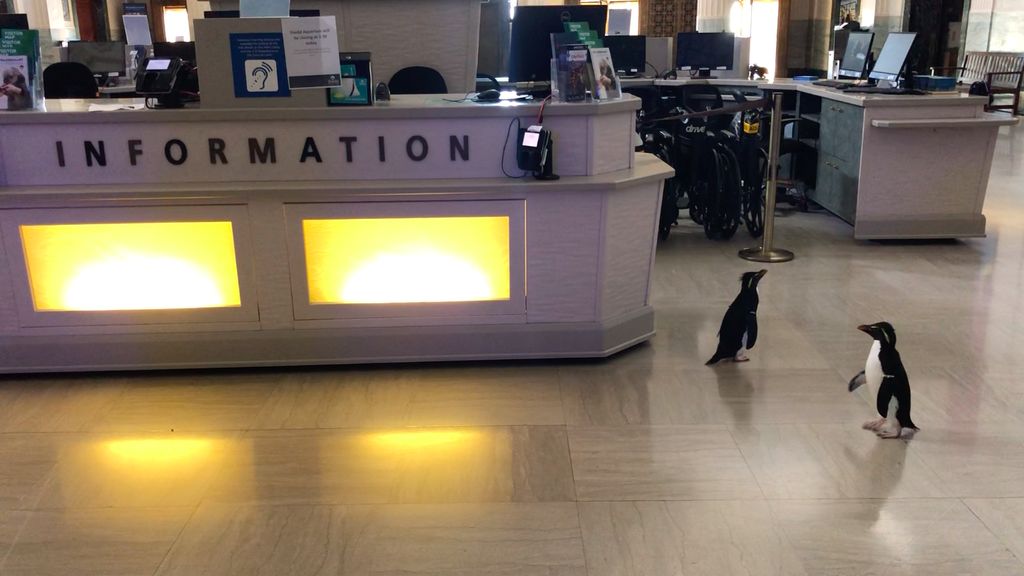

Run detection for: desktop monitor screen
[[675, 32, 734, 71], [0, 13, 29, 30], [838, 31, 873, 79], [869, 32, 916, 82], [604, 35, 646, 76], [153, 41, 196, 62], [508, 5, 608, 83], [67, 41, 127, 75], [203, 9, 320, 17]]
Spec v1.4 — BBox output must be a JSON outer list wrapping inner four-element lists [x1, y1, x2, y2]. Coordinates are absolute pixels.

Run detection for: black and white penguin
[[706, 269, 766, 366], [848, 322, 919, 439]]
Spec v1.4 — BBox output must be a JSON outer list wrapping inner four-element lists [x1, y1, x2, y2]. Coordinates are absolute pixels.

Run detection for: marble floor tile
[[155, 502, 585, 576], [0, 510, 30, 567], [964, 498, 1024, 566], [89, 370, 281, 432], [910, 423, 1024, 497], [771, 499, 1023, 575], [202, 426, 575, 505], [568, 426, 762, 500], [253, 364, 565, 430], [732, 424, 948, 499], [0, 435, 62, 510], [34, 432, 242, 509], [0, 375, 125, 433], [579, 500, 806, 576], [560, 365, 867, 426], [0, 507, 192, 576], [648, 306, 835, 371]]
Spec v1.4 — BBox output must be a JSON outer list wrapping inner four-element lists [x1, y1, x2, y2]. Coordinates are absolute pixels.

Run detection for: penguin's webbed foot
[[862, 418, 886, 432], [733, 353, 750, 362]]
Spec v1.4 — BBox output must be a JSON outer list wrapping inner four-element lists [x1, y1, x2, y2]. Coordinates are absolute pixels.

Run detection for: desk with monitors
[[642, 75, 1015, 239]]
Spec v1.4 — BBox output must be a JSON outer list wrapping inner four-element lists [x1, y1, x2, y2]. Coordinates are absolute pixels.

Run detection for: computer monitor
[[508, 5, 608, 83], [869, 32, 916, 84], [67, 41, 127, 76], [675, 32, 734, 77], [203, 9, 321, 18], [604, 35, 646, 76], [0, 13, 29, 30], [153, 41, 196, 62], [838, 31, 873, 79]]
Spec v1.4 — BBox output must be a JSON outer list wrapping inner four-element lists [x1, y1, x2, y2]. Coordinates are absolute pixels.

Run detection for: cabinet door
[[828, 101, 864, 163], [832, 156, 859, 223], [811, 153, 857, 225]]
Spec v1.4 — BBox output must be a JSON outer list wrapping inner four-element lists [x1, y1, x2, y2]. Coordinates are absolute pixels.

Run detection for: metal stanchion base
[[738, 247, 795, 262]]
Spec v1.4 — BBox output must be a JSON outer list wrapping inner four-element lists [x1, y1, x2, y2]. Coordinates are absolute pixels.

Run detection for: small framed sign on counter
[[327, 52, 372, 106]]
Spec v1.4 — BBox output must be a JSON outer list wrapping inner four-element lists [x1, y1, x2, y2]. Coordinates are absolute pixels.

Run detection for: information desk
[[627, 77, 1018, 239], [0, 96, 672, 373]]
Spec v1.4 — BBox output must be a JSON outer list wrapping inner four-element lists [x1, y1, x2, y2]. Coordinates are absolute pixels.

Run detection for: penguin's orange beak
[[756, 269, 767, 279], [857, 324, 870, 333]]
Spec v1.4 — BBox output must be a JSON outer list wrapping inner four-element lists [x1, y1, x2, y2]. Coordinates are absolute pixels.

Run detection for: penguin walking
[[848, 322, 919, 439], [706, 269, 766, 365]]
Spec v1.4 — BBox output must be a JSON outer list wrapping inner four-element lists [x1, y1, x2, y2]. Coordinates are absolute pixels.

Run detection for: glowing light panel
[[303, 217, 511, 304], [20, 222, 242, 311]]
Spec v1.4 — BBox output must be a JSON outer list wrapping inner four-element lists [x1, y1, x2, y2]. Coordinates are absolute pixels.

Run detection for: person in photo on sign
[[1, 67, 31, 110]]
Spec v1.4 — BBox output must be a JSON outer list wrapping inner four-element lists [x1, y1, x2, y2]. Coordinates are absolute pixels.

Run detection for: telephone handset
[[135, 57, 189, 107]]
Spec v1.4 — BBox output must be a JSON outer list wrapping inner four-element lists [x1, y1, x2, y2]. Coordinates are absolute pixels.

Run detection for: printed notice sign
[[122, 14, 153, 46], [229, 33, 291, 98], [281, 16, 341, 89]]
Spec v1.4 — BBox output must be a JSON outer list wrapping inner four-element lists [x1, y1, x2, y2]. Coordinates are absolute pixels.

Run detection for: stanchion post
[[740, 92, 794, 263]]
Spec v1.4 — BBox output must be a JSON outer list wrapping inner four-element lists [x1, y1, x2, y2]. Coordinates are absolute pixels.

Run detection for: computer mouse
[[477, 89, 501, 101]]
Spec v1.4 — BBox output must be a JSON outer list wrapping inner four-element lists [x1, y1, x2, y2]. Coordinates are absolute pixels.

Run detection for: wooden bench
[[932, 52, 1024, 115]]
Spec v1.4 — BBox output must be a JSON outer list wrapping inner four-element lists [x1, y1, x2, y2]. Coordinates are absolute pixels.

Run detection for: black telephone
[[135, 57, 191, 108]]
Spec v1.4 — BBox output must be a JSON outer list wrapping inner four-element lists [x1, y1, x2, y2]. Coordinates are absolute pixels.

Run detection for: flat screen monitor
[[869, 32, 916, 83], [508, 5, 608, 83], [153, 41, 196, 62], [0, 13, 29, 30], [604, 35, 646, 76], [838, 31, 873, 79], [203, 9, 321, 18], [67, 41, 127, 75], [676, 32, 734, 73]]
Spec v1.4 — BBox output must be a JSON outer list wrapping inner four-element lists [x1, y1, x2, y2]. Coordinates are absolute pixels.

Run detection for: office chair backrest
[[475, 73, 501, 93], [388, 66, 448, 95], [43, 62, 99, 99]]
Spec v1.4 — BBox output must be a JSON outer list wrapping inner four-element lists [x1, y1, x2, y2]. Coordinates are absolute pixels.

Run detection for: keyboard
[[843, 86, 927, 95], [812, 80, 856, 88]]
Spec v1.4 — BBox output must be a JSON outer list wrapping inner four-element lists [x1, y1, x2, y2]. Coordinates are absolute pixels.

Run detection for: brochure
[[589, 47, 621, 100]]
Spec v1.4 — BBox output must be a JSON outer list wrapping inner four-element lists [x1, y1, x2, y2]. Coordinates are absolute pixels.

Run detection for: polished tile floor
[[1, 125, 1023, 575]]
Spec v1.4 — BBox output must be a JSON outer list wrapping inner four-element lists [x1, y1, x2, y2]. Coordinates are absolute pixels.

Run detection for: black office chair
[[43, 62, 99, 99], [388, 66, 448, 95]]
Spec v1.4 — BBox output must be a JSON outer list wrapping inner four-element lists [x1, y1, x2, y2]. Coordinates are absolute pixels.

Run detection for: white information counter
[[0, 95, 672, 373]]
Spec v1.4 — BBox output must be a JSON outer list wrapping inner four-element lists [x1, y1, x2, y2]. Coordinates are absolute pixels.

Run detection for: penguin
[[706, 269, 766, 365], [848, 322, 919, 439]]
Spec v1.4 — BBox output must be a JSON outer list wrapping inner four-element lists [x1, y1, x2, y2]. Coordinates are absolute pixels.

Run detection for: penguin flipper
[[848, 370, 866, 392], [745, 313, 758, 349]]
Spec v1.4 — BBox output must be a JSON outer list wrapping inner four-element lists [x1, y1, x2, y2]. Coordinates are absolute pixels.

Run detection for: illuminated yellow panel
[[303, 217, 510, 304], [20, 221, 241, 311]]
